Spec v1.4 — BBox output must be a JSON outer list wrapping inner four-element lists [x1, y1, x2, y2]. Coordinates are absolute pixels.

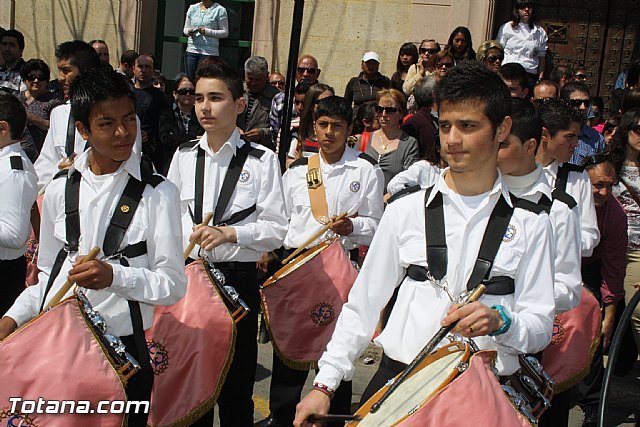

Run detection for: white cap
[[362, 51, 380, 63]]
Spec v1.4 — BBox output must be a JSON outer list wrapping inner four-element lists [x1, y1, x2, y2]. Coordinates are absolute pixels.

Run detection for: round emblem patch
[[550, 315, 564, 345], [239, 169, 251, 183], [503, 223, 517, 243], [310, 302, 336, 326], [148, 340, 170, 375], [349, 181, 361, 193]]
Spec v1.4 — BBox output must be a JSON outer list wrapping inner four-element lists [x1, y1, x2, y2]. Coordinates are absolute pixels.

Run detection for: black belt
[[406, 264, 515, 295], [381, 353, 408, 376]]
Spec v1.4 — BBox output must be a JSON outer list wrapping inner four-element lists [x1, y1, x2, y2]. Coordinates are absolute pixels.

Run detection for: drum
[[145, 258, 247, 427], [0, 290, 136, 426], [501, 354, 554, 423], [261, 239, 358, 370], [541, 287, 602, 392]]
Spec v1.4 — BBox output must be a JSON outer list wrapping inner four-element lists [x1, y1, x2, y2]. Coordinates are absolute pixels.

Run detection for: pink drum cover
[[0, 298, 126, 426], [261, 240, 358, 370], [396, 351, 531, 427], [542, 287, 602, 392], [146, 260, 236, 427]]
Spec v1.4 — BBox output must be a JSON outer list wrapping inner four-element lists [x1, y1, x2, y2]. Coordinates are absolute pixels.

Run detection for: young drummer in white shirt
[[294, 61, 556, 427], [536, 99, 600, 257], [0, 67, 187, 426], [261, 96, 384, 426], [497, 98, 582, 313], [167, 63, 287, 427], [0, 94, 38, 316]]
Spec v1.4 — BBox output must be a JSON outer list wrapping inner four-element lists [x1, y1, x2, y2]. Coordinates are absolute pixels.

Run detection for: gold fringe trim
[[260, 296, 318, 371]]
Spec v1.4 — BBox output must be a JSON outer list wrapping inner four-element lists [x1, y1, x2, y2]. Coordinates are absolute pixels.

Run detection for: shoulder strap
[[9, 156, 23, 170], [179, 138, 200, 150], [388, 184, 421, 204], [289, 157, 309, 169], [102, 176, 147, 257], [307, 154, 330, 224], [551, 188, 577, 209], [358, 152, 377, 166], [555, 162, 583, 194], [64, 170, 82, 253], [536, 194, 553, 213], [65, 109, 75, 158]]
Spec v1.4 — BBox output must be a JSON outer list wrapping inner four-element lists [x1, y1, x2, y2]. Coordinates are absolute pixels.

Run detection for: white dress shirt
[[543, 160, 600, 257], [282, 147, 384, 249], [0, 142, 38, 260], [35, 103, 143, 192], [503, 165, 582, 313], [497, 22, 548, 74], [314, 170, 555, 389], [167, 129, 287, 261], [386, 159, 441, 196], [5, 149, 187, 337]]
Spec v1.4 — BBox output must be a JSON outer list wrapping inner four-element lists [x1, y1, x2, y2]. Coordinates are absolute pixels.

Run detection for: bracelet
[[488, 304, 512, 336], [312, 382, 335, 399]]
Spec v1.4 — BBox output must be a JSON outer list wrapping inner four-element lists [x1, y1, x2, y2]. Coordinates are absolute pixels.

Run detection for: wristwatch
[[488, 305, 512, 336]]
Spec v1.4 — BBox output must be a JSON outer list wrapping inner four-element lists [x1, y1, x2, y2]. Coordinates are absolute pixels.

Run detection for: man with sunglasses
[[561, 81, 605, 165], [270, 55, 322, 149], [532, 80, 558, 105], [269, 72, 286, 92]]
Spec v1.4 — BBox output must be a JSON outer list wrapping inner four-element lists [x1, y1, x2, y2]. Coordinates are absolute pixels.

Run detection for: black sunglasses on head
[[176, 88, 195, 95]]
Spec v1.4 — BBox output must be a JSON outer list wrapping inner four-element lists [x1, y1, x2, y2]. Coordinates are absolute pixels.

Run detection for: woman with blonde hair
[[476, 40, 504, 74], [360, 88, 419, 190]]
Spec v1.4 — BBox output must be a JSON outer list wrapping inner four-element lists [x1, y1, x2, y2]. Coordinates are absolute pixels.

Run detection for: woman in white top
[[497, 0, 548, 83], [183, 0, 229, 79]]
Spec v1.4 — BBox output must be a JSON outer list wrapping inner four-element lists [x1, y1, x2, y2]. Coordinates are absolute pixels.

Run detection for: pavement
[[209, 341, 640, 426]]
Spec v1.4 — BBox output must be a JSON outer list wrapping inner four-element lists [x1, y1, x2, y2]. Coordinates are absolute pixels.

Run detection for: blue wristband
[[488, 304, 512, 336]]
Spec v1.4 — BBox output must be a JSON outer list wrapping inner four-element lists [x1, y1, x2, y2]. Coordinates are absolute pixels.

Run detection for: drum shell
[[145, 259, 236, 427], [0, 298, 127, 426], [261, 240, 357, 370], [541, 287, 602, 393]]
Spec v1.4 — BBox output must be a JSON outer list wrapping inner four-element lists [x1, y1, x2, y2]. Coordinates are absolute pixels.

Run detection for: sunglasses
[[437, 62, 454, 69], [375, 106, 400, 114], [534, 97, 555, 105], [270, 80, 285, 86], [26, 74, 46, 82], [574, 74, 587, 80], [567, 99, 590, 108], [176, 88, 195, 95], [579, 154, 609, 169], [419, 47, 439, 55], [486, 55, 503, 64], [296, 67, 317, 74]]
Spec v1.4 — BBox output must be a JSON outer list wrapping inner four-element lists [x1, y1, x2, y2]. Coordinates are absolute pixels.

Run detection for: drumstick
[[307, 414, 362, 423], [184, 212, 214, 260], [370, 284, 486, 413], [281, 212, 349, 265], [43, 246, 101, 311]]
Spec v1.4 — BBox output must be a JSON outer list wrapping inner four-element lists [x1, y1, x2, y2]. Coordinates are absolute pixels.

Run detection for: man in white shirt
[[0, 94, 38, 316], [0, 67, 187, 426], [167, 63, 287, 427], [258, 96, 384, 427], [536, 99, 600, 257], [294, 61, 555, 426]]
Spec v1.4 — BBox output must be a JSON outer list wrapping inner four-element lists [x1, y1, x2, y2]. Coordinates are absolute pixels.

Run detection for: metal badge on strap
[[306, 154, 330, 225]]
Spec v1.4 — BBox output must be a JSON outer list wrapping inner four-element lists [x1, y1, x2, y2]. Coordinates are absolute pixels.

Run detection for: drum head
[[357, 347, 466, 427], [264, 240, 332, 286]]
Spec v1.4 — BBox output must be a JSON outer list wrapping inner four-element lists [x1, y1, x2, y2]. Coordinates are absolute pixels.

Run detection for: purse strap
[[306, 154, 330, 224]]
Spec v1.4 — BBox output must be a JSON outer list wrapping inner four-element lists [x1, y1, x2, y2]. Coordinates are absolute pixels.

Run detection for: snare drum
[[261, 239, 358, 370], [0, 291, 136, 426], [145, 258, 247, 427]]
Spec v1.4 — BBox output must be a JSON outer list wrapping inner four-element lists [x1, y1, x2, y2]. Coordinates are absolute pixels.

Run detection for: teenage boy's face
[[314, 115, 352, 158], [58, 58, 81, 97], [497, 134, 535, 176], [439, 100, 510, 173], [545, 122, 580, 163], [195, 77, 245, 134], [77, 96, 137, 167]]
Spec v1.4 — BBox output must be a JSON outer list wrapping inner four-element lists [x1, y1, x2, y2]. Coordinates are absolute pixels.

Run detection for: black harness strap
[[424, 187, 447, 281], [194, 146, 206, 224], [65, 109, 75, 158]]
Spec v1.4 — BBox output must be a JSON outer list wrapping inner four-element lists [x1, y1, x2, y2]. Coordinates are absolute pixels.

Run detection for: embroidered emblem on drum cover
[[310, 302, 336, 326], [0, 410, 36, 427], [239, 169, 251, 183], [503, 223, 517, 243], [349, 181, 361, 192], [550, 315, 564, 345], [148, 340, 170, 375]]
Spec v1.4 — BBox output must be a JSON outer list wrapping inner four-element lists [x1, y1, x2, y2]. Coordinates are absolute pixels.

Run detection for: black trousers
[[0, 256, 26, 316], [120, 334, 154, 427], [192, 262, 260, 427], [268, 352, 353, 426]]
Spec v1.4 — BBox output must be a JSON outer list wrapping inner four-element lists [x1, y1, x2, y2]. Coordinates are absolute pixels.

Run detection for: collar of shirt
[[318, 146, 361, 173], [428, 167, 513, 209], [543, 159, 561, 181], [197, 128, 241, 158], [0, 141, 24, 159], [69, 146, 142, 182]]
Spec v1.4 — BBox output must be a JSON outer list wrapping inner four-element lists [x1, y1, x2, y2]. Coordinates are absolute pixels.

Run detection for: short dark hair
[[313, 96, 353, 126], [500, 63, 529, 91], [509, 98, 542, 151], [623, 88, 640, 112], [537, 98, 583, 137], [434, 60, 511, 134], [70, 67, 135, 131], [1, 29, 25, 51], [549, 65, 573, 85], [561, 81, 590, 101], [195, 63, 244, 100], [120, 50, 139, 67], [20, 59, 51, 81], [626, 60, 640, 88], [353, 101, 377, 135], [55, 40, 101, 73], [511, 0, 535, 29], [0, 94, 26, 140]]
